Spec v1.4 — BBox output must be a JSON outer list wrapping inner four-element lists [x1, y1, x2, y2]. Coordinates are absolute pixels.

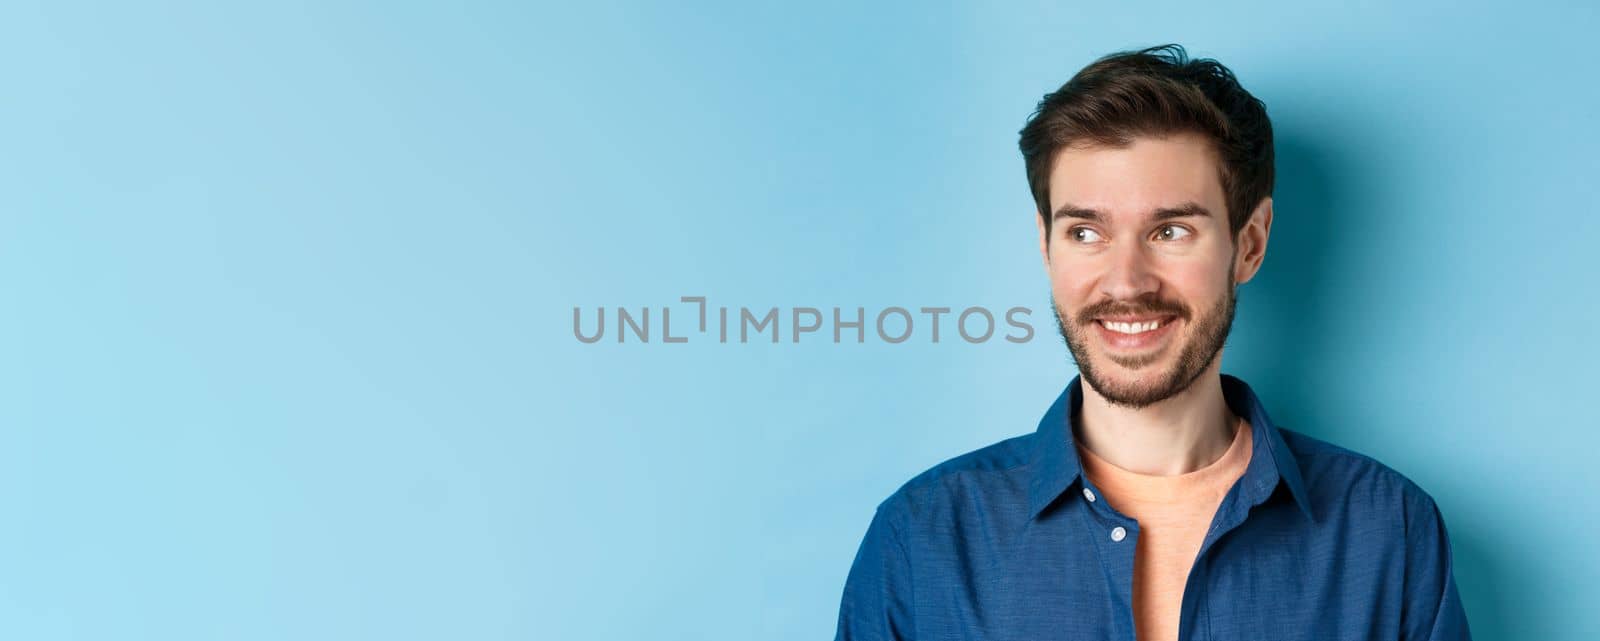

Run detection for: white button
[[1083, 487, 1097, 502], [1110, 526, 1127, 542]]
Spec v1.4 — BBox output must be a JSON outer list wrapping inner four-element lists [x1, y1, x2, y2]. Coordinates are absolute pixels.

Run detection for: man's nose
[[1099, 239, 1161, 302]]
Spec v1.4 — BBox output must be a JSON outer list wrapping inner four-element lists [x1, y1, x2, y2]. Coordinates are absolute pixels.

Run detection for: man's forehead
[[1046, 133, 1226, 216]]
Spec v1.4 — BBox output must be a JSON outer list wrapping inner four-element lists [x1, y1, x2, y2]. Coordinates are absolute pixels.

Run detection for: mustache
[[1076, 298, 1187, 324]]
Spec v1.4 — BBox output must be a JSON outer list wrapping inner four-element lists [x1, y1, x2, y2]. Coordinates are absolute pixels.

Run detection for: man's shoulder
[[873, 432, 1036, 519], [1277, 426, 1444, 516]]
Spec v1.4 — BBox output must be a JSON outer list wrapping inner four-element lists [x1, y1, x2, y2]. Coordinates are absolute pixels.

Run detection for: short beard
[[1052, 282, 1238, 410]]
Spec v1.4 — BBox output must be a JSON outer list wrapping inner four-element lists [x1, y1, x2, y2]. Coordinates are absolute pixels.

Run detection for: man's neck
[[1074, 369, 1240, 476]]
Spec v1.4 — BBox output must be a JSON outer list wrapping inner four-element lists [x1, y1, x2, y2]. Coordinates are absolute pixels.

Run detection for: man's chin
[[1079, 363, 1188, 408], [1092, 341, 1175, 370], [1089, 362, 1169, 388], [1077, 344, 1180, 383]]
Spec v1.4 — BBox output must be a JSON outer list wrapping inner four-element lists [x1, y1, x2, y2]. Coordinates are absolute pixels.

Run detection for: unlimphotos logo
[[574, 296, 1038, 344]]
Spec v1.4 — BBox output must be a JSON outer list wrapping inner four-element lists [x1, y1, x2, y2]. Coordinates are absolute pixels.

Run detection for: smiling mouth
[[1091, 314, 1180, 352], [1096, 315, 1178, 335]]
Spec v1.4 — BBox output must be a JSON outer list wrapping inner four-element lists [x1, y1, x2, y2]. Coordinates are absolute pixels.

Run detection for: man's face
[[1037, 132, 1267, 409]]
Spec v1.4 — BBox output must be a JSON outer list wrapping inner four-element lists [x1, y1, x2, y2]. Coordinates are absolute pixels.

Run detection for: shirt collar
[[1025, 372, 1314, 521]]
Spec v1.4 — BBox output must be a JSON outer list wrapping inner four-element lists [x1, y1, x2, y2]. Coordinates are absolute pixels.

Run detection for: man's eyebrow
[[1051, 201, 1215, 223]]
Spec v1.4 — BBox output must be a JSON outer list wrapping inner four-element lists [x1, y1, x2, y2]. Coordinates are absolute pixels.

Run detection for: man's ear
[[1233, 196, 1273, 284], [1035, 211, 1050, 272]]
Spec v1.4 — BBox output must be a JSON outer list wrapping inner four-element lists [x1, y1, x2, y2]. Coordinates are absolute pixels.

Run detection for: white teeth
[[1101, 318, 1165, 334]]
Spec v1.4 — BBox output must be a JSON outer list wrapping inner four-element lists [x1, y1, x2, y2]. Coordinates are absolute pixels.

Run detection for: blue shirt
[[833, 373, 1471, 640]]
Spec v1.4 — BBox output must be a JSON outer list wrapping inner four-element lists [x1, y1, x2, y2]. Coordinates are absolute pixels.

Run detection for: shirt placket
[[1076, 480, 1142, 641]]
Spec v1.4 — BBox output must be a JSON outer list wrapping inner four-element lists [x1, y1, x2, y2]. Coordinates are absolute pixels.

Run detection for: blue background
[[3, 1, 1595, 639]]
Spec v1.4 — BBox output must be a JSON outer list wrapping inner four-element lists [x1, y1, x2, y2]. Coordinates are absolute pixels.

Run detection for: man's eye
[[1070, 227, 1103, 243], [1156, 225, 1192, 241]]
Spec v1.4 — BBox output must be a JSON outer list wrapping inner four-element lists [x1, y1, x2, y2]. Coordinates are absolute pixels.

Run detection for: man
[[832, 44, 1471, 641]]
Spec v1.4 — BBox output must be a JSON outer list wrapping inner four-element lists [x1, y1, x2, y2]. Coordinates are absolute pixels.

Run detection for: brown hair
[[1017, 44, 1274, 243]]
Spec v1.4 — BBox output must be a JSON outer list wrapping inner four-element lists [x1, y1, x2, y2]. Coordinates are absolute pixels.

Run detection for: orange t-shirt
[[1076, 416, 1254, 641]]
